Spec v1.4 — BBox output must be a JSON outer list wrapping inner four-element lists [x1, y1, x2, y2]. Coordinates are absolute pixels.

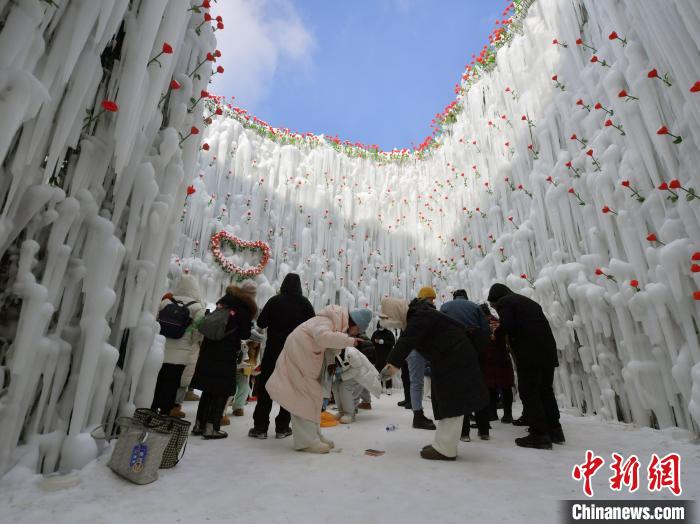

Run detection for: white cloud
[[210, 0, 314, 106]]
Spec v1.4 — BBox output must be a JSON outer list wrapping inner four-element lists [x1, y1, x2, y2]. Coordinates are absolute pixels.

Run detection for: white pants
[[291, 414, 323, 450], [432, 415, 464, 458], [332, 379, 364, 416]]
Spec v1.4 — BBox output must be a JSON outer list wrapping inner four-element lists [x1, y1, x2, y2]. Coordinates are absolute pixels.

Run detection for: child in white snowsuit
[[332, 346, 382, 423]]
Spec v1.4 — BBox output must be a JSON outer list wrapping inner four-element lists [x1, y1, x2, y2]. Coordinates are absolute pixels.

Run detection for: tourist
[[371, 321, 396, 393], [480, 303, 514, 424], [487, 283, 564, 449], [381, 297, 488, 460], [250, 273, 315, 439], [331, 345, 381, 423], [266, 306, 372, 453]]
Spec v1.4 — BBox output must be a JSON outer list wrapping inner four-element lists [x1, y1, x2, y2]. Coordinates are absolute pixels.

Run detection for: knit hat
[[417, 286, 437, 300], [238, 279, 258, 299], [349, 308, 372, 333]]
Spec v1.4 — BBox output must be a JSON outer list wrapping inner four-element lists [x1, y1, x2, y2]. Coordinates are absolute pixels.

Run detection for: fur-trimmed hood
[[220, 285, 258, 316]]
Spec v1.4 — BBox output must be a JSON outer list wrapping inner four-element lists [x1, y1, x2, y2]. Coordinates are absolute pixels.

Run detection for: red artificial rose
[[216, 15, 222, 22], [648, 69, 658, 78], [658, 182, 668, 190], [552, 74, 558, 81], [520, 274, 527, 279], [528, 144, 533, 149], [576, 99, 584, 105], [162, 42, 173, 54], [565, 161, 572, 167], [590, 55, 599, 63], [669, 179, 681, 189], [546, 176, 553, 182], [186, 185, 196, 195], [630, 279, 639, 288], [206, 52, 215, 61], [692, 252, 700, 261], [521, 115, 527, 120], [602, 206, 611, 213], [202, 143, 209, 150], [217, 65, 224, 73], [586, 149, 594, 157], [618, 89, 627, 98], [101, 99, 118, 112], [204, 13, 212, 21], [200, 89, 209, 98], [505, 141, 510, 147], [594, 102, 602, 109], [605, 119, 613, 127], [576, 38, 583, 45], [694, 291, 700, 300], [508, 216, 513, 221], [214, 49, 222, 58], [215, 107, 223, 115], [691, 264, 700, 273], [568, 187, 575, 194], [202, 0, 211, 7], [190, 126, 199, 134], [595, 268, 603, 276], [170, 79, 181, 90], [657, 126, 669, 135], [621, 180, 630, 187], [691, 81, 700, 93], [608, 31, 618, 40], [646, 233, 657, 242], [570, 133, 577, 140], [217, 22, 224, 30], [552, 39, 558, 44]]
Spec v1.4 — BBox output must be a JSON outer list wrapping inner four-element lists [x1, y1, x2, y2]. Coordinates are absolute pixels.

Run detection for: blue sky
[[211, 0, 501, 151]]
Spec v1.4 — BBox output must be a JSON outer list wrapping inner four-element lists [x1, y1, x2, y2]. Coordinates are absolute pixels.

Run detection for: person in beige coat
[[266, 305, 372, 453]]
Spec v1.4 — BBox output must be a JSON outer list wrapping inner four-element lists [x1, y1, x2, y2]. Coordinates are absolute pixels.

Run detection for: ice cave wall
[[0, 1, 212, 476], [178, 0, 700, 434]]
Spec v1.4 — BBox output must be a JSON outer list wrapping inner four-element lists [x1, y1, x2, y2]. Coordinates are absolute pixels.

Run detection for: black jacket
[[191, 288, 256, 396], [487, 284, 558, 368], [257, 273, 315, 371], [387, 300, 489, 419], [371, 324, 396, 371]]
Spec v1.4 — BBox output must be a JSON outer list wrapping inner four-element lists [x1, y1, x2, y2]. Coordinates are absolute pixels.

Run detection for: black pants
[[252, 366, 291, 432], [489, 387, 513, 418], [400, 361, 411, 402], [195, 391, 229, 431], [518, 363, 560, 434], [151, 363, 185, 413], [462, 406, 490, 436]]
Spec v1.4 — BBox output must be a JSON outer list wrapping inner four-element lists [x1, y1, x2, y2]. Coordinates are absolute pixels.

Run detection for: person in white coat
[[151, 275, 204, 415], [332, 346, 382, 423]]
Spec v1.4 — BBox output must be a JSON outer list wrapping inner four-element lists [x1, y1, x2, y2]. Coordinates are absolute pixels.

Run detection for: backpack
[[157, 298, 197, 339], [198, 307, 238, 341]]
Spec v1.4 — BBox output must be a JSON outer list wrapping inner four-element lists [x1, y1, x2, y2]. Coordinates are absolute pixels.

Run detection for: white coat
[[337, 347, 382, 398]]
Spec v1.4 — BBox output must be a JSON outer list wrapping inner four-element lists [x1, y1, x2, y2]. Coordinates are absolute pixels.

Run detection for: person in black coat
[[191, 284, 257, 439], [250, 273, 315, 439], [371, 322, 396, 391], [487, 283, 564, 450], [381, 297, 489, 461]]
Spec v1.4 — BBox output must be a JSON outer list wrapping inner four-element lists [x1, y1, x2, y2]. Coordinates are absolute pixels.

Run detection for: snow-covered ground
[[2, 394, 698, 524]]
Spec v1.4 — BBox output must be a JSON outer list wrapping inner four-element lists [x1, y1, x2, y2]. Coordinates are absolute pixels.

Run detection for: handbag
[[132, 408, 191, 468], [105, 417, 171, 485]]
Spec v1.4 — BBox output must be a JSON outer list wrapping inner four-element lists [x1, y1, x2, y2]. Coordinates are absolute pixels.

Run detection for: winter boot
[[184, 390, 200, 401], [220, 415, 231, 426], [275, 428, 293, 439], [203, 423, 228, 440], [169, 404, 186, 418], [412, 410, 436, 430], [512, 415, 529, 426], [398, 399, 408, 407], [248, 427, 268, 439], [319, 434, 335, 449], [478, 430, 490, 440], [420, 445, 456, 461], [299, 441, 330, 454], [500, 412, 513, 424], [515, 433, 552, 450], [550, 425, 566, 444], [339, 414, 355, 424], [460, 431, 471, 442], [232, 408, 244, 417], [357, 402, 372, 410], [191, 421, 204, 436]]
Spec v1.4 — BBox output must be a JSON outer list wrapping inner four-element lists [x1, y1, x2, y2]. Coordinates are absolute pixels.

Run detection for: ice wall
[[179, 0, 700, 432], [0, 1, 214, 476]]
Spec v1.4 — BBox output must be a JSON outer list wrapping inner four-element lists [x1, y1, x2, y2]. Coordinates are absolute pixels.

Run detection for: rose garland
[[210, 231, 270, 279]]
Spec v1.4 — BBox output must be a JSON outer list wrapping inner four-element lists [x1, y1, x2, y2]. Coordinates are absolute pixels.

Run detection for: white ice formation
[[1, 0, 700, 478]]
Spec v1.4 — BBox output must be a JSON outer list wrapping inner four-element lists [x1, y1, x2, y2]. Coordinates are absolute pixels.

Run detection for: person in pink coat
[[266, 305, 372, 453]]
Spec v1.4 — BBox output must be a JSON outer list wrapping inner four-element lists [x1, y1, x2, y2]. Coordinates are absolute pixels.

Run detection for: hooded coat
[[266, 305, 356, 422], [336, 347, 382, 398], [370, 322, 396, 372], [190, 287, 257, 396], [159, 275, 205, 365], [383, 298, 489, 419], [257, 273, 315, 373], [487, 284, 558, 368]]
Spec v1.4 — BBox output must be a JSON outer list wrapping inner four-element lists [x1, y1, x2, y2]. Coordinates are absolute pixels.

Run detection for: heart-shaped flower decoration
[[210, 231, 270, 279]]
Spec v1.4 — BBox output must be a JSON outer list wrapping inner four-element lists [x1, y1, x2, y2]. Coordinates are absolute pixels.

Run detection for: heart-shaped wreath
[[210, 231, 271, 279]]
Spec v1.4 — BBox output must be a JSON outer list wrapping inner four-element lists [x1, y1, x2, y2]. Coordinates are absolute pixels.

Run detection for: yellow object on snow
[[320, 410, 339, 427]]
